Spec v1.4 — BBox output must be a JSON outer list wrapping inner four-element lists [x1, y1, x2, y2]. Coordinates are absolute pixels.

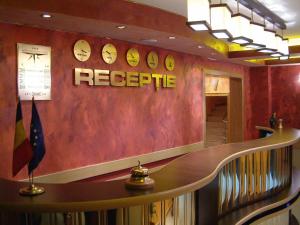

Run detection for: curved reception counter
[[1, 127, 300, 225]]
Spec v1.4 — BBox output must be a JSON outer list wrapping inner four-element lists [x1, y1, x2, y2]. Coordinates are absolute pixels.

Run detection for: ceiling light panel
[[210, 4, 233, 39], [258, 29, 277, 53], [229, 13, 253, 44], [249, 22, 266, 48], [187, 0, 211, 31]]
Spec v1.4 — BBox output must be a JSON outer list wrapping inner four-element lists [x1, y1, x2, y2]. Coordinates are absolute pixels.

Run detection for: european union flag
[[28, 98, 45, 175]]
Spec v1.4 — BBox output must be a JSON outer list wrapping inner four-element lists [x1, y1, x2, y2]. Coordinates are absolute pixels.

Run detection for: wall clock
[[126, 48, 140, 67], [165, 55, 175, 71], [102, 43, 117, 64], [147, 51, 159, 69], [73, 39, 91, 62]]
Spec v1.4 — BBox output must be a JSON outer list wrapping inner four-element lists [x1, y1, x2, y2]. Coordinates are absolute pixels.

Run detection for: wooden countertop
[[1, 127, 300, 212]]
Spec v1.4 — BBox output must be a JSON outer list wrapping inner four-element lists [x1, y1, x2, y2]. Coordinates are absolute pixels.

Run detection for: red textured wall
[[271, 66, 300, 128], [0, 23, 248, 180], [246, 65, 300, 139], [247, 67, 272, 139]]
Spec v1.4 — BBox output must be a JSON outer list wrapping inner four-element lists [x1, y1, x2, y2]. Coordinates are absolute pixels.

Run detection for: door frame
[[202, 69, 245, 146]]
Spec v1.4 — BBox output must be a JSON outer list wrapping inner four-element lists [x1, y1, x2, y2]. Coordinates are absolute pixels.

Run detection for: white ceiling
[[132, 0, 300, 37]]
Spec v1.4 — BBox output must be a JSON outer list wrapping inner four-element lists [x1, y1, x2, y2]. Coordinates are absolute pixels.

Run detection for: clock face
[[147, 51, 159, 69], [73, 40, 91, 62], [102, 43, 117, 64], [165, 55, 175, 71], [126, 48, 140, 67]]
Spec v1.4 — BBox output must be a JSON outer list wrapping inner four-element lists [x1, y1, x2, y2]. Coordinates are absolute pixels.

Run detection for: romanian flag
[[12, 99, 33, 177], [28, 98, 45, 175]]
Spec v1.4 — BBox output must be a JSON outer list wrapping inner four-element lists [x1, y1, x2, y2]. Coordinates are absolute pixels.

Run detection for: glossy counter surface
[[0, 127, 300, 212]]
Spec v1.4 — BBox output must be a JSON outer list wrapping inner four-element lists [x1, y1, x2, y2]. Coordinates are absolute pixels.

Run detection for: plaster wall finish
[[243, 69, 253, 141], [271, 66, 300, 128], [247, 67, 272, 139], [247, 66, 300, 139], [0, 23, 248, 180]]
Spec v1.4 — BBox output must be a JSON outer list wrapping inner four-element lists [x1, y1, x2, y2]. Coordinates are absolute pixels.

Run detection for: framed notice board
[[17, 43, 51, 100]]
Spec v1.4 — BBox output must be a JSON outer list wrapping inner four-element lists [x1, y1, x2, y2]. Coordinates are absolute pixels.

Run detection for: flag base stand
[[19, 184, 45, 196]]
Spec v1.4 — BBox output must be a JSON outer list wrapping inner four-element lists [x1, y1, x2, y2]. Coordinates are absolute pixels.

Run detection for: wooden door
[[228, 78, 243, 143]]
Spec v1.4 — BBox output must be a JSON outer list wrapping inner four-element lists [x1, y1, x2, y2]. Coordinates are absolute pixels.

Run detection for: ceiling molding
[[228, 50, 268, 59], [229, 45, 300, 59], [265, 57, 300, 65]]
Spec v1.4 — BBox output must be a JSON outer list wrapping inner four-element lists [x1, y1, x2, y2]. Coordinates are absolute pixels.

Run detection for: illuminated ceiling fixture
[[187, 0, 211, 31], [229, 0, 252, 45], [258, 30, 277, 53], [279, 55, 289, 60], [186, 0, 289, 56], [269, 32, 285, 57], [270, 52, 282, 57], [210, 2, 233, 39], [41, 13, 51, 18], [244, 22, 266, 49], [278, 29, 290, 57], [116, 25, 126, 29], [279, 38, 289, 56], [242, 11, 265, 49], [258, 21, 277, 54]]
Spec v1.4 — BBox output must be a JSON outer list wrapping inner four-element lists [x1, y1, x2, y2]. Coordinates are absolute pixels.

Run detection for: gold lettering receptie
[[74, 68, 176, 90]]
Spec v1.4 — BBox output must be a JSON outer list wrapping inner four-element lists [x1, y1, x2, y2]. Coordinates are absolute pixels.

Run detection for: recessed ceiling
[[1, 0, 299, 66], [133, 0, 300, 37]]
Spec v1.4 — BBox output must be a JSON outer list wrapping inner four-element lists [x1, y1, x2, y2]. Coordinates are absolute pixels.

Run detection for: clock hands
[[151, 55, 155, 62], [102, 44, 117, 64], [150, 58, 155, 66], [104, 51, 112, 61], [81, 49, 87, 53], [130, 52, 135, 59], [126, 49, 139, 66]]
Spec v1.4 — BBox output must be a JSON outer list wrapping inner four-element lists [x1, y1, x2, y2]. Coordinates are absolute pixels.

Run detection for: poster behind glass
[[17, 43, 51, 100]]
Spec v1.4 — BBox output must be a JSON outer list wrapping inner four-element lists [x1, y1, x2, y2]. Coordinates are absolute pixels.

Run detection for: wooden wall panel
[[228, 78, 243, 143]]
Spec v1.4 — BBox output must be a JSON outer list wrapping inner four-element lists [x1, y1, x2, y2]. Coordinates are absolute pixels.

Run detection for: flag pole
[[19, 172, 45, 196], [19, 95, 45, 196]]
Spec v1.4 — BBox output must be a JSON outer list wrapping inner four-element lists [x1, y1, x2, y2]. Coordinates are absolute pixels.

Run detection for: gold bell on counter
[[125, 161, 155, 190]]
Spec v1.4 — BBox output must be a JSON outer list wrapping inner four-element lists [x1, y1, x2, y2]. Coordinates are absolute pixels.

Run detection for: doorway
[[204, 73, 243, 147], [206, 95, 228, 147]]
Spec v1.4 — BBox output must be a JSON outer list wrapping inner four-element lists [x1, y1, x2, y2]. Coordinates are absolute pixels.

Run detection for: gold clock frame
[[147, 51, 159, 69], [102, 43, 117, 64], [165, 55, 175, 71], [73, 39, 91, 62], [126, 48, 140, 67]]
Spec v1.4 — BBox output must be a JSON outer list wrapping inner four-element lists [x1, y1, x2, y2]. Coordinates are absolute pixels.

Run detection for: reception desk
[[0, 127, 300, 225]]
